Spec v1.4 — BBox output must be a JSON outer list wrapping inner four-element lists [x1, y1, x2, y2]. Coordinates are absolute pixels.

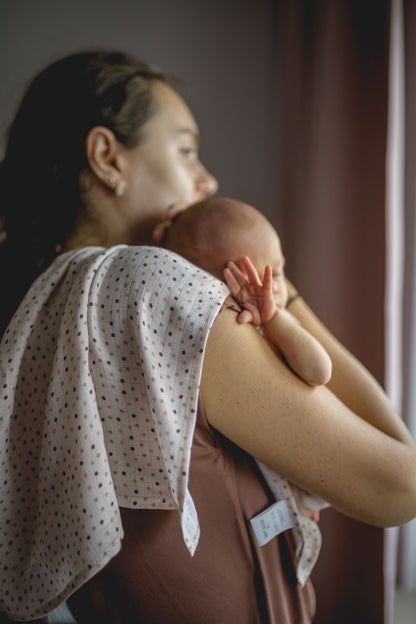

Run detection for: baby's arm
[[224, 256, 332, 386], [263, 306, 332, 386]]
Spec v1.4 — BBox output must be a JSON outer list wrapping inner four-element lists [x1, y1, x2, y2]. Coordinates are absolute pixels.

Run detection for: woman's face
[[120, 81, 218, 238]]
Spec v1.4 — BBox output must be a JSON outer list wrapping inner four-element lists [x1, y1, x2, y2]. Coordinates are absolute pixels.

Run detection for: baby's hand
[[223, 256, 277, 325]]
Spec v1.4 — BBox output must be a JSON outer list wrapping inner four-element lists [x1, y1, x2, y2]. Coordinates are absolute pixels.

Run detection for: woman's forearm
[[286, 293, 412, 443]]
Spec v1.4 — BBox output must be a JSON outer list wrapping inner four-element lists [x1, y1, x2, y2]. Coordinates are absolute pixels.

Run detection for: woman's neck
[[69, 172, 158, 250]]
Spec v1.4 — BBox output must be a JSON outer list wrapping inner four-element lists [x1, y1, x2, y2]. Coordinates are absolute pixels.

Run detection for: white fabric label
[[250, 499, 294, 546]]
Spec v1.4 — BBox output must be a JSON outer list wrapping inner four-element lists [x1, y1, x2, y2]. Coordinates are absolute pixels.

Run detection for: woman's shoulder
[[50, 244, 230, 318], [51, 244, 225, 283], [106, 245, 230, 293]]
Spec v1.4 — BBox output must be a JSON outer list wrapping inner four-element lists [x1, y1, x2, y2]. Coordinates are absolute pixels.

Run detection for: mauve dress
[[67, 400, 316, 623]]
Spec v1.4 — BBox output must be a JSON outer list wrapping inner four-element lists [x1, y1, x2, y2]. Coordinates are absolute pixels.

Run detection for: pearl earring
[[107, 176, 124, 196]]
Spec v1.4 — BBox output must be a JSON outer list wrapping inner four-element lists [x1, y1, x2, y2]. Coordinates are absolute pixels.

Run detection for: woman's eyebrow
[[177, 128, 200, 144]]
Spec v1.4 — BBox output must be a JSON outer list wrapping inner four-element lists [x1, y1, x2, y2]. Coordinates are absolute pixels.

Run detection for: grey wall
[[0, 0, 280, 223]]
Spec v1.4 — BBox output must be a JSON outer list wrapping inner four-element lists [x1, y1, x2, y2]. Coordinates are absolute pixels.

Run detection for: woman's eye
[[180, 146, 197, 158]]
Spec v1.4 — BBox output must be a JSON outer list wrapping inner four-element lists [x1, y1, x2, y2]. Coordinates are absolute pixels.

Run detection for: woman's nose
[[196, 164, 218, 198]]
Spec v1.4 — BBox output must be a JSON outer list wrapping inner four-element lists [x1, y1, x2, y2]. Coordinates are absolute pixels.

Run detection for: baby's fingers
[[237, 256, 262, 286], [226, 260, 248, 282], [262, 265, 273, 291], [223, 262, 249, 293], [237, 309, 254, 324], [223, 267, 241, 296]]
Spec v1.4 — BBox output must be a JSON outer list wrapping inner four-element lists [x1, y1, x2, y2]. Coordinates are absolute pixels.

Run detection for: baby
[[166, 196, 332, 389], [165, 196, 331, 586]]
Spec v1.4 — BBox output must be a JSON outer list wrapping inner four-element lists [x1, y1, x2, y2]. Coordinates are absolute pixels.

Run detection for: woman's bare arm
[[200, 307, 416, 528], [284, 285, 407, 436]]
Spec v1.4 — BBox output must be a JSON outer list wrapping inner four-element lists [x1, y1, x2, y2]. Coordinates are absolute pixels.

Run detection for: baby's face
[[268, 240, 288, 310], [271, 260, 288, 309], [250, 225, 288, 309]]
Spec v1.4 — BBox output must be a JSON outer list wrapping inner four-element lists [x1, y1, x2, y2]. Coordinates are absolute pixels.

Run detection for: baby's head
[[166, 196, 288, 307]]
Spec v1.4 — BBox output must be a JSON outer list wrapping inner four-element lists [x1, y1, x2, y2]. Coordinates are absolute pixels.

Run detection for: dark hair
[[0, 50, 167, 336]]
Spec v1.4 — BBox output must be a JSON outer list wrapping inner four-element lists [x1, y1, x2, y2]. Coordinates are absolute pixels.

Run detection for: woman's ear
[[85, 126, 125, 194]]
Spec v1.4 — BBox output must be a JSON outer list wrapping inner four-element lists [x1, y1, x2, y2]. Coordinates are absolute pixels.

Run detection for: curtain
[[384, 0, 404, 621], [273, 1, 392, 622], [398, 0, 416, 595]]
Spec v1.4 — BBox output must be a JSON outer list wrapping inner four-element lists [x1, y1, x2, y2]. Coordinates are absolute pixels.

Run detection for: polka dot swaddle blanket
[[0, 245, 229, 620]]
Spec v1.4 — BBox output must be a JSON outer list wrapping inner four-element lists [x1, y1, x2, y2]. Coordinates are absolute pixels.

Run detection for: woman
[[0, 50, 415, 624]]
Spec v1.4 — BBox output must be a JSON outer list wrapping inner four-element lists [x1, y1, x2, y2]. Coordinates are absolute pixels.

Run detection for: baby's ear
[[152, 218, 172, 245], [153, 204, 187, 245]]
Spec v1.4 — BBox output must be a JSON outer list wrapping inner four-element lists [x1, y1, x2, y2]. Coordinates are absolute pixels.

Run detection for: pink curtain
[[273, 1, 391, 621]]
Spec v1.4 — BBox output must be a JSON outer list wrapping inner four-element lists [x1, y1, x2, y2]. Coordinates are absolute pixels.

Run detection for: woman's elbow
[[392, 468, 416, 526], [376, 451, 416, 527]]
